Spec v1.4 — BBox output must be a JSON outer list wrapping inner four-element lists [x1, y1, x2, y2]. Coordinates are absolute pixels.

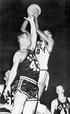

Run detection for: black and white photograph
[[0, 0, 70, 114]]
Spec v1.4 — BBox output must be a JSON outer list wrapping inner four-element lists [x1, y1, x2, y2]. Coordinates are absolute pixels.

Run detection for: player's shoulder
[[67, 97, 70, 102], [13, 50, 21, 61], [14, 50, 21, 57], [51, 98, 58, 106]]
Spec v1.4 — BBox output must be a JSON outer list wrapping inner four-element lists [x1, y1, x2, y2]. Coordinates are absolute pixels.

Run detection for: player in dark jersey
[[51, 85, 70, 114], [3, 12, 40, 114]]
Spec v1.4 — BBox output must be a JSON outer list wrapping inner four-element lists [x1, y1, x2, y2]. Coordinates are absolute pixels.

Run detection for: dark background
[[0, 0, 70, 110]]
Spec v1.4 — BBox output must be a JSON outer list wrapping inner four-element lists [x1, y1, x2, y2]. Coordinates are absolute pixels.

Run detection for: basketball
[[27, 4, 41, 17]]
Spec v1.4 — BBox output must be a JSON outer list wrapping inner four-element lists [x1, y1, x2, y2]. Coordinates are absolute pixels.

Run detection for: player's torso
[[35, 41, 50, 70], [17, 49, 40, 82], [56, 98, 70, 114]]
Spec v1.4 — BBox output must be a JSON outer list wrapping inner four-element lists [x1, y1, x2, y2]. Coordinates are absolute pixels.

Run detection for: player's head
[[43, 30, 52, 38], [56, 85, 65, 95], [17, 32, 31, 49], [39, 30, 52, 41]]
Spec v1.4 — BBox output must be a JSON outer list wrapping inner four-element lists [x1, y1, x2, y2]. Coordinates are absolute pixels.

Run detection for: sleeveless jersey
[[35, 41, 50, 70], [54, 98, 70, 114], [17, 49, 40, 82]]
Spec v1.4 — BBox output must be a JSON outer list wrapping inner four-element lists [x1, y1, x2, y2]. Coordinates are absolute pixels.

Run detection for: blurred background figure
[[4, 70, 11, 86], [51, 85, 70, 114], [0, 71, 12, 112], [0, 84, 4, 97]]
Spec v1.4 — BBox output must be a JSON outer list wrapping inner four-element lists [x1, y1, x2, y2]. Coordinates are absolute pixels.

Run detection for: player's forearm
[[7, 69, 17, 87], [37, 29, 54, 47], [35, 17, 39, 30], [30, 19, 37, 50], [21, 20, 28, 32], [37, 28, 46, 40], [21, 19, 31, 38]]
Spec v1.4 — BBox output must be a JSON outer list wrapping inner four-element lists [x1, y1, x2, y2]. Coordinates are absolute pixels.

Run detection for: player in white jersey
[[35, 17, 54, 99]]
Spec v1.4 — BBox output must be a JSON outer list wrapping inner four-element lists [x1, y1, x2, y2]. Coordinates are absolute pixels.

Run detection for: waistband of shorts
[[40, 69, 48, 71], [20, 76, 38, 85], [28, 98, 40, 101]]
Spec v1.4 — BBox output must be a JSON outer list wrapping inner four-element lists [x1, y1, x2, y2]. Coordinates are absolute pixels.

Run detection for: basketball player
[[0, 5, 41, 114], [51, 85, 70, 114], [3, 13, 40, 114], [34, 13, 54, 114]]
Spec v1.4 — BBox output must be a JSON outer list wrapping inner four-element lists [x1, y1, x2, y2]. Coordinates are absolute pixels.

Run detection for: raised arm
[[35, 17, 54, 53], [24, 16, 37, 51], [21, 19, 31, 37], [29, 17, 37, 51]]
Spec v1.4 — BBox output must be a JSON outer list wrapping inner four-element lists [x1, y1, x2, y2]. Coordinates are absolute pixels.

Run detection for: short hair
[[56, 85, 65, 93], [43, 30, 52, 38], [17, 32, 29, 40]]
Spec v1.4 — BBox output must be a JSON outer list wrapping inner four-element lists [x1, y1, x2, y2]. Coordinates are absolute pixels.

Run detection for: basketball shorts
[[12, 76, 39, 99]]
